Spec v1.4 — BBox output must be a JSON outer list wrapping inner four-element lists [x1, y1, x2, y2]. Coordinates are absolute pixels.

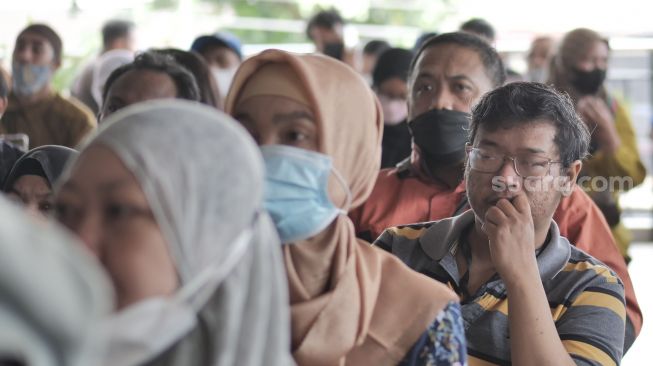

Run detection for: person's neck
[[14, 85, 52, 106]]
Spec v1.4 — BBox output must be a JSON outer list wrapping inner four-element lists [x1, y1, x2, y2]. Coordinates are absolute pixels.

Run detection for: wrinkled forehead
[[474, 119, 559, 155], [411, 43, 493, 92]]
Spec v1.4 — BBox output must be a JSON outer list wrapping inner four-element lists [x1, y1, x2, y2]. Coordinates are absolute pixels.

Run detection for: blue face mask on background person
[[12, 63, 51, 96], [261, 145, 352, 243]]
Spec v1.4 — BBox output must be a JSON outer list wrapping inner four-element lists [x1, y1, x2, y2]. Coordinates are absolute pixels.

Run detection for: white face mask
[[101, 228, 253, 366], [211, 67, 238, 99], [526, 67, 549, 83], [377, 94, 408, 126]]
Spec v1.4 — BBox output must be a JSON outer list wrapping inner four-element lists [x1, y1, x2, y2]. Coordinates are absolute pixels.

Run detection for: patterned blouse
[[400, 301, 467, 366]]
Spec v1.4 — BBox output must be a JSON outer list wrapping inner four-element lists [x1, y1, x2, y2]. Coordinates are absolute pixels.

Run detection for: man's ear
[[560, 160, 582, 196]]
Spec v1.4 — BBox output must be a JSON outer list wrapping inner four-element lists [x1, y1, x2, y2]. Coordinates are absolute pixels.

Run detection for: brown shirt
[[1, 92, 97, 149]]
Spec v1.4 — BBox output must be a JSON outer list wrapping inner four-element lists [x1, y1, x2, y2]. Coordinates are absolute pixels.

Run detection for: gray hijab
[[0, 196, 113, 366], [75, 100, 293, 366]]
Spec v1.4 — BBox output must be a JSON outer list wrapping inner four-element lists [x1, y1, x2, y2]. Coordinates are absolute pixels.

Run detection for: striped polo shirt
[[374, 211, 626, 366]]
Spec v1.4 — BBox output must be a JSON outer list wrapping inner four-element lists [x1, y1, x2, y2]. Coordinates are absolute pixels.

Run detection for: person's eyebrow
[[59, 179, 134, 194], [272, 110, 315, 124], [414, 71, 436, 82], [518, 147, 548, 155], [477, 139, 499, 148], [447, 74, 475, 84]]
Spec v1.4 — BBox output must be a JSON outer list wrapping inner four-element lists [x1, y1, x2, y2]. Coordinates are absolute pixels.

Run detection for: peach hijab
[[226, 49, 457, 366]]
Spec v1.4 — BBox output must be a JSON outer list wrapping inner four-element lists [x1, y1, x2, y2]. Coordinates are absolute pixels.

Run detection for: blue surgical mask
[[12, 63, 51, 96], [261, 145, 351, 244]]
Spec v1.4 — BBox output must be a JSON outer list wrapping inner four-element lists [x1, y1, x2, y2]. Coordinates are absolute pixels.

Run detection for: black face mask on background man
[[571, 67, 607, 95], [408, 108, 470, 167]]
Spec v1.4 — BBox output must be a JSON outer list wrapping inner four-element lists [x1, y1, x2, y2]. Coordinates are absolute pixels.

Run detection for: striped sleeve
[[556, 263, 626, 366]]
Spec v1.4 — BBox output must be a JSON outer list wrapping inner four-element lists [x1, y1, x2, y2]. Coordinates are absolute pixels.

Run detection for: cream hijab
[[70, 100, 293, 366], [0, 196, 112, 366], [227, 50, 458, 366]]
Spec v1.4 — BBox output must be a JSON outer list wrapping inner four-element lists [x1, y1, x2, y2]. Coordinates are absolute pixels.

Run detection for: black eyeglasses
[[467, 147, 563, 177]]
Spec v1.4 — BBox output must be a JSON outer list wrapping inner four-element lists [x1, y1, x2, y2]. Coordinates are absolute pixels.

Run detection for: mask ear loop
[[331, 167, 352, 214], [173, 218, 255, 310]]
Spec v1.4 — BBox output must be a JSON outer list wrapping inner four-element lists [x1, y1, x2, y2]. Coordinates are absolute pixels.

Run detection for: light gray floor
[[622, 243, 653, 365]]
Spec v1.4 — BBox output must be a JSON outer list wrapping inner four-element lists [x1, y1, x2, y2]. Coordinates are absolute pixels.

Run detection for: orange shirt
[[350, 162, 642, 339]]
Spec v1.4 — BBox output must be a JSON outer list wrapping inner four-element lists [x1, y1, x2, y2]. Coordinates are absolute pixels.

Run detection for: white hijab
[[73, 100, 293, 366], [0, 197, 113, 366]]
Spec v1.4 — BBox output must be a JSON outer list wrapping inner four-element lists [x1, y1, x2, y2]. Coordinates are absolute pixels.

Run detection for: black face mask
[[323, 42, 344, 60], [408, 109, 470, 165], [571, 67, 606, 95]]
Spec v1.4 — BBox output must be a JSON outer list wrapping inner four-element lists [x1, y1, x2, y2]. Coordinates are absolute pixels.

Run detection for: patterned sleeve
[[400, 301, 467, 366]]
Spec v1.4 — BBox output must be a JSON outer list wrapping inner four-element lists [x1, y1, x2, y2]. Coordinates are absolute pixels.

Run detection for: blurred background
[[2, 0, 652, 363]]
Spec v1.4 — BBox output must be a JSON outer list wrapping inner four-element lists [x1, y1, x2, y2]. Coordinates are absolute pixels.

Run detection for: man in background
[[71, 19, 136, 114], [1, 24, 96, 149]]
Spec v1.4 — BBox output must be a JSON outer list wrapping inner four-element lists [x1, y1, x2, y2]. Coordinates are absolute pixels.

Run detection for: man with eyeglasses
[[375, 82, 626, 365], [349, 32, 642, 350]]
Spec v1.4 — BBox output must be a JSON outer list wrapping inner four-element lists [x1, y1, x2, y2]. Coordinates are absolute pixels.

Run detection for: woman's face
[[7, 174, 53, 217], [573, 40, 609, 72], [233, 95, 319, 151], [55, 145, 179, 310]]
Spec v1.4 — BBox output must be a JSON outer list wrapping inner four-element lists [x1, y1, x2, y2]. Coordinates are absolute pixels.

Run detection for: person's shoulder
[[52, 93, 97, 125], [564, 245, 623, 287]]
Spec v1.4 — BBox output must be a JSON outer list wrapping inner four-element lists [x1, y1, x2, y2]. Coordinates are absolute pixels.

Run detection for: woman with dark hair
[[3, 145, 76, 217], [154, 48, 222, 109]]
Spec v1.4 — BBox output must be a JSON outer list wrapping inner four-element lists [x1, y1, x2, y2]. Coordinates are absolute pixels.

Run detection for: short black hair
[[469, 82, 590, 167], [409, 32, 506, 88], [102, 20, 134, 49], [17, 24, 63, 64], [363, 40, 390, 56], [460, 18, 495, 42], [373, 47, 413, 87], [102, 51, 200, 103], [102, 19, 135, 48], [306, 9, 344, 40], [154, 48, 220, 108], [0, 72, 8, 99]]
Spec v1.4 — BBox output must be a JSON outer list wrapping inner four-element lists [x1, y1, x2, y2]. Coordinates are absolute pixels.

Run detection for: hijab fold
[[227, 50, 457, 365]]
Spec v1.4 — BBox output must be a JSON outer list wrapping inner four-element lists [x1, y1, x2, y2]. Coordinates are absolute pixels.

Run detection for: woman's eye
[[39, 202, 53, 213], [105, 204, 134, 220], [288, 131, 308, 142], [416, 84, 433, 95]]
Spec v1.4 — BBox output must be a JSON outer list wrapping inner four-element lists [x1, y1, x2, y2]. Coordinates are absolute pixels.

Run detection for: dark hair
[[413, 32, 438, 52], [363, 40, 390, 56], [101, 19, 134, 49], [469, 82, 590, 167], [17, 24, 63, 64], [306, 9, 344, 39], [373, 47, 413, 87], [102, 51, 200, 103], [460, 18, 495, 42], [409, 32, 506, 88], [0, 72, 8, 99], [154, 48, 221, 108]]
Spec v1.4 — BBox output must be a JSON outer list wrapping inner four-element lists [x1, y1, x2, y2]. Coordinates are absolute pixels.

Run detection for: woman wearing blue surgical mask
[[548, 28, 646, 262], [54, 100, 293, 366], [226, 50, 467, 366]]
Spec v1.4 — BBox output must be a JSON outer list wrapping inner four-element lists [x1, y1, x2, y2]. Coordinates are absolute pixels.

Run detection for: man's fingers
[[513, 194, 531, 216]]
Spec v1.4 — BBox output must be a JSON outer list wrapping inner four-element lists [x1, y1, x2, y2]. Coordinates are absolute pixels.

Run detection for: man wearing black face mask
[[349, 32, 643, 351], [350, 32, 503, 240], [548, 28, 646, 267]]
